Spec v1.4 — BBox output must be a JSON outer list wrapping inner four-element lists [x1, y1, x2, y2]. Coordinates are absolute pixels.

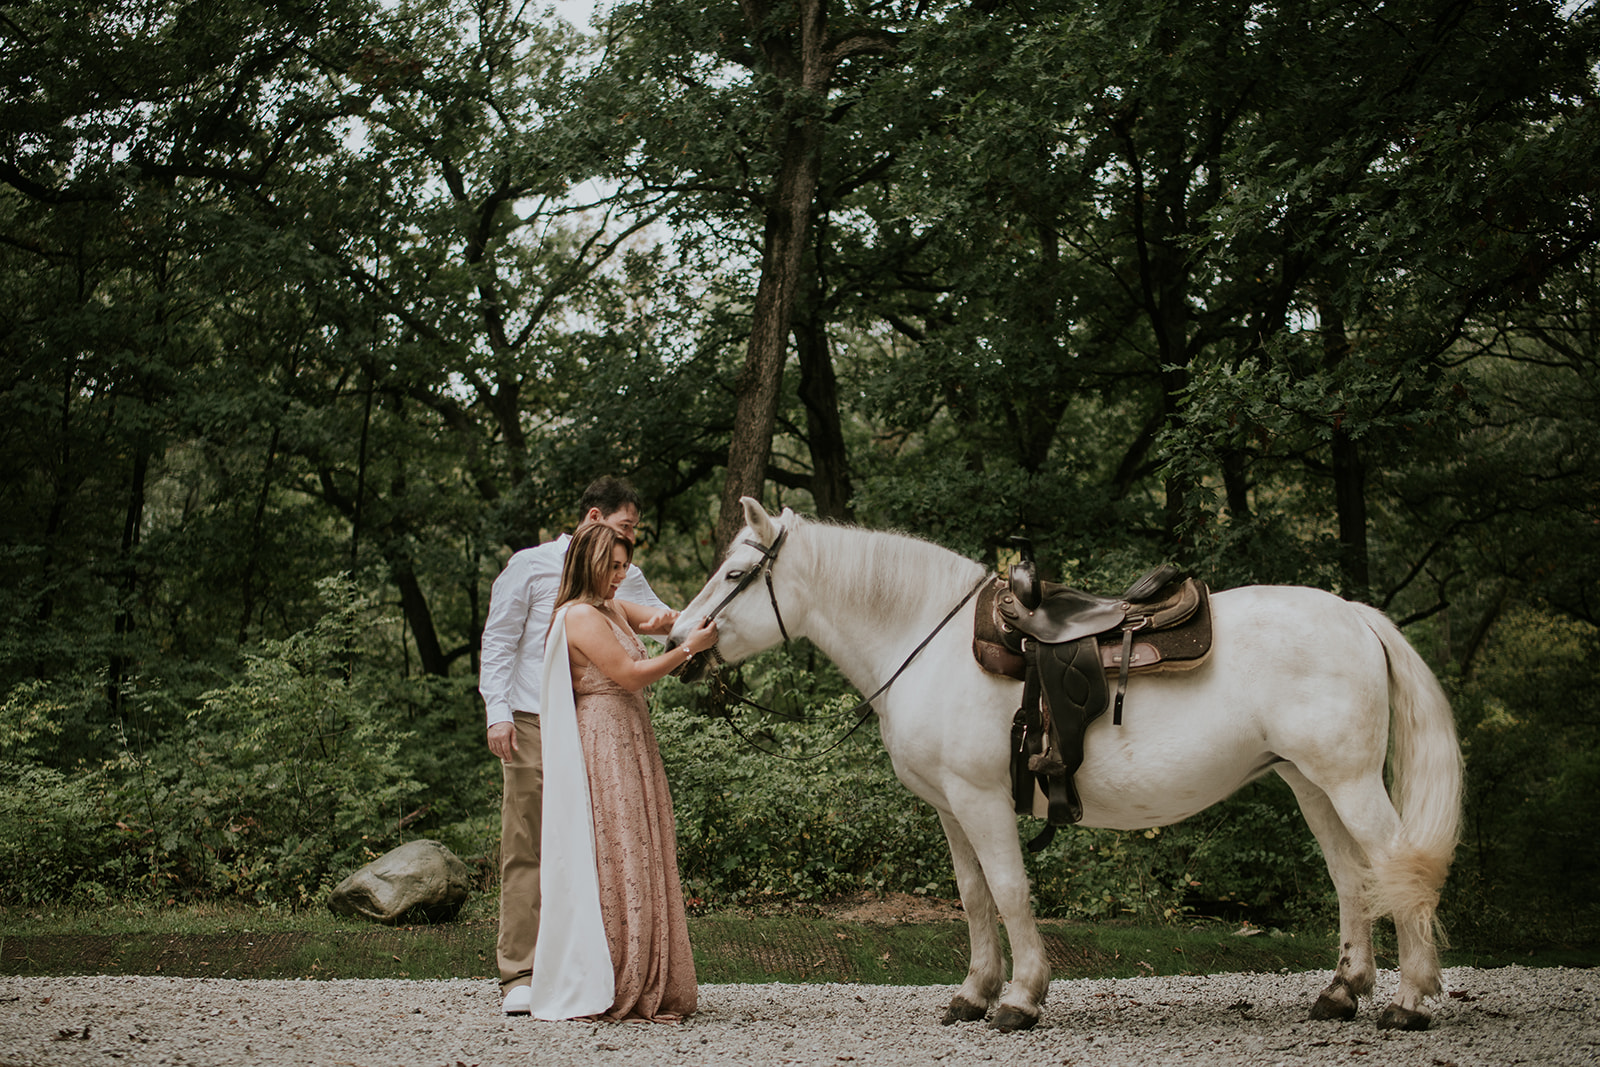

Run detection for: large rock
[[327, 839, 472, 924]]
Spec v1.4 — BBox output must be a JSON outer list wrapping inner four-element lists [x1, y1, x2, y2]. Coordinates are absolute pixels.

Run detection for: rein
[[699, 525, 987, 761]]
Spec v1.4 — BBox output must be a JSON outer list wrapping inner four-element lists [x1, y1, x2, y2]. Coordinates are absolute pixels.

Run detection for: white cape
[[527, 606, 615, 1020]]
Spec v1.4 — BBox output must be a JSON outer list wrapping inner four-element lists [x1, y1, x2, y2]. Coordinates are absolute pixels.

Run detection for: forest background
[[2, 0, 1597, 950]]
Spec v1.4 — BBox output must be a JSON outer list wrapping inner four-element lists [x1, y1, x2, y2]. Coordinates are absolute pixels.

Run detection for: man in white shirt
[[479, 477, 675, 1015]]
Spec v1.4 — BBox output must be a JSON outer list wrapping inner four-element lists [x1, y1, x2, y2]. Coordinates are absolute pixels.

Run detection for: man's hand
[[487, 721, 518, 762]]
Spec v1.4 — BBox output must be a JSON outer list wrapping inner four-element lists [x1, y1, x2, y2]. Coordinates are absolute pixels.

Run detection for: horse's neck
[[794, 525, 983, 693]]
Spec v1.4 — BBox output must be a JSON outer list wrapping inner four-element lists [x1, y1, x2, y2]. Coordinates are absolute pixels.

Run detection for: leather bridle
[[699, 527, 791, 662], [687, 522, 988, 759]]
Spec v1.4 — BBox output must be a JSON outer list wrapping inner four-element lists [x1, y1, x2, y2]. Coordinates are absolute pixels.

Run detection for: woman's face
[[605, 543, 628, 599]]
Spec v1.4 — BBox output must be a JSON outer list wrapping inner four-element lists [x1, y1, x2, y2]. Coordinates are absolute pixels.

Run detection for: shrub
[[0, 762, 134, 905], [0, 578, 430, 907], [1444, 605, 1600, 946], [654, 698, 954, 905]]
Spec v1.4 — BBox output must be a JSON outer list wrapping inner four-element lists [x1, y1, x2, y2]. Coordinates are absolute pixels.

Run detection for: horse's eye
[[726, 570, 745, 581]]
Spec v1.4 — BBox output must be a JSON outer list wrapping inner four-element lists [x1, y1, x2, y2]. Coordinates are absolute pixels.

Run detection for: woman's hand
[[680, 617, 718, 655]]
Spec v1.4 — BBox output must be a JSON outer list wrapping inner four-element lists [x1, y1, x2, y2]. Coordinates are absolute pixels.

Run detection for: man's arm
[[480, 554, 534, 729], [616, 563, 674, 633]]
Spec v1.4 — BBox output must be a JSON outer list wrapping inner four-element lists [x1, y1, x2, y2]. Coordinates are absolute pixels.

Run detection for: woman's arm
[[565, 604, 717, 692]]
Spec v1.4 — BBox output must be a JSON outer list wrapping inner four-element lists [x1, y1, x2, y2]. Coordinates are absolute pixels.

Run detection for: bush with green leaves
[[1445, 605, 1600, 945], [0, 579, 441, 907], [125, 579, 431, 903], [653, 693, 954, 906], [5, 585, 1589, 945], [0, 762, 132, 905]]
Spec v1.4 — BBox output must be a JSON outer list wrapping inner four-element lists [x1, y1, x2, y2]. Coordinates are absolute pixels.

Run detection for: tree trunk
[[350, 372, 374, 570], [386, 540, 449, 676], [238, 425, 281, 644], [714, 94, 827, 551], [38, 365, 76, 630], [1007, 219, 1070, 475], [1120, 98, 1195, 548], [1221, 449, 1252, 520], [713, 0, 895, 551], [108, 433, 149, 719], [1330, 424, 1369, 601], [793, 310, 854, 522], [1319, 296, 1370, 602]]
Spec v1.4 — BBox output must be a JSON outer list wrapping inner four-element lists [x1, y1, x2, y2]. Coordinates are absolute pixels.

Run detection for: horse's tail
[[1352, 603, 1463, 938]]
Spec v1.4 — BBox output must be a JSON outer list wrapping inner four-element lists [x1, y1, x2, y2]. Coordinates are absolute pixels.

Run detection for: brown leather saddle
[[972, 545, 1213, 846]]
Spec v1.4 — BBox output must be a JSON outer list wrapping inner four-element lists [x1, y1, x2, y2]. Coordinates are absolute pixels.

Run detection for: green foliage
[[653, 656, 957, 906], [0, 579, 438, 907], [126, 579, 423, 903], [1446, 605, 1600, 944], [1020, 779, 1334, 928], [0, 762, 130, 906]]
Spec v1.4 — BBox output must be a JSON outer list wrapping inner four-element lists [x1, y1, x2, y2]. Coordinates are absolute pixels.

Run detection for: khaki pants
[[497, 713, 542, 992]]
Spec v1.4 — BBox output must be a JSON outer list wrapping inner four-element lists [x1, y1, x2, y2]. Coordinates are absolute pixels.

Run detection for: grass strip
[[2, 906, 1592, 984]]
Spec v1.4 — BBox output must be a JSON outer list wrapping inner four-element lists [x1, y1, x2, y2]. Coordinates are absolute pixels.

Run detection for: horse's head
[[668, 497, 805, 682]]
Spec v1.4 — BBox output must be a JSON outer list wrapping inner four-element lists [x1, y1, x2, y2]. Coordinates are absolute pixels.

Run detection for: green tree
[[594, 0, 920, 548], [1, 0, 386, 742]]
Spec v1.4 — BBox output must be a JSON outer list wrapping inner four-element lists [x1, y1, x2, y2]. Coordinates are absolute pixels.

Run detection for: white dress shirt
[[478, 533, 668, 727]]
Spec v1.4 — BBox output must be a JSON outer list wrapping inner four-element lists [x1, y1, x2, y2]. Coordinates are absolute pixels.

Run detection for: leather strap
[[1113, 628, 1134, 726], [713, 575, 988, 762]]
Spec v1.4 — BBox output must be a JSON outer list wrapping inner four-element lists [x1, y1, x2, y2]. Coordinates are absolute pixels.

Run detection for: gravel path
[[3, 967, 1595, 1066]]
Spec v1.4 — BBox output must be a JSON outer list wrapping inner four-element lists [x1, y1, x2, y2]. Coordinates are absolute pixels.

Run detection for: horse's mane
[[789, 515, 987, 622]]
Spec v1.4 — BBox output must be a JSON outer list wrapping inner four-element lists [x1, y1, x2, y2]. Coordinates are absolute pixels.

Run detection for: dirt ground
[[751, 890, 968, 924]]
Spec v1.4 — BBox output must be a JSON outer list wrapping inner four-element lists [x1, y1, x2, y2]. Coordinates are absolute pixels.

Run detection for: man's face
[[594, 504, 640, 545]]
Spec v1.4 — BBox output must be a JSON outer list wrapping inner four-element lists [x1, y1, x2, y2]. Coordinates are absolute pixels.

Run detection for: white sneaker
[[501, 985, 533, 1016]]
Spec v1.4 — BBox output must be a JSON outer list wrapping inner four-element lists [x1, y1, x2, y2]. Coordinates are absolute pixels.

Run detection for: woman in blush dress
[[527, 521, 717, 1023]]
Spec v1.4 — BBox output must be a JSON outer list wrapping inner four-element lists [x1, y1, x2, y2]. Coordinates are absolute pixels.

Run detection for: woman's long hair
[[555, 521, 634, 612]]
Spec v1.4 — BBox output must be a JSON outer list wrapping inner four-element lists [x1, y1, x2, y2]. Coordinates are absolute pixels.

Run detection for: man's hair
[[555, 521, 635, 610], [577, 476, 642, 521]]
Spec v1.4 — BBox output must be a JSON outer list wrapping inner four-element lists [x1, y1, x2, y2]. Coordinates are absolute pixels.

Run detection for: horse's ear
[[740, 496, 775, 540]]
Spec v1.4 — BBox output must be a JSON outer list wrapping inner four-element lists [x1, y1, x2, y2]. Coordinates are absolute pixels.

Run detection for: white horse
[[668, 498, 1464, 1032]]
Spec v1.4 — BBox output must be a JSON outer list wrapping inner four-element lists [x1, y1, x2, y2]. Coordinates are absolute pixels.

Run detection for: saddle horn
[[1008, 535, 1042, 612]]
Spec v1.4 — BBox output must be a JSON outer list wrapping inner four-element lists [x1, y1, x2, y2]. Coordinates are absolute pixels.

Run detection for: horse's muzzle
[[667, 643, 717, 683]]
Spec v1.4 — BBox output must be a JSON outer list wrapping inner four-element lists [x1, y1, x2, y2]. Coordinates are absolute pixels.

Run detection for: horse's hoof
[[1377, 1004, 1432, 1031], [988, 1005, 1039, 1032], [1309, 986, 1359, 1022], [940, 996, 988, 1025]]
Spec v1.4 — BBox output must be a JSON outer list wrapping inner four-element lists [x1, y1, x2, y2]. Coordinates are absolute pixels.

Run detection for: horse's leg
[[943, 790, 1049, 1031], [1307, 773, 1446, 1030], [1277, 765, 1377, 1022], [936, 811, 1004, 1024], [1370, 841, 1449, 1031]]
